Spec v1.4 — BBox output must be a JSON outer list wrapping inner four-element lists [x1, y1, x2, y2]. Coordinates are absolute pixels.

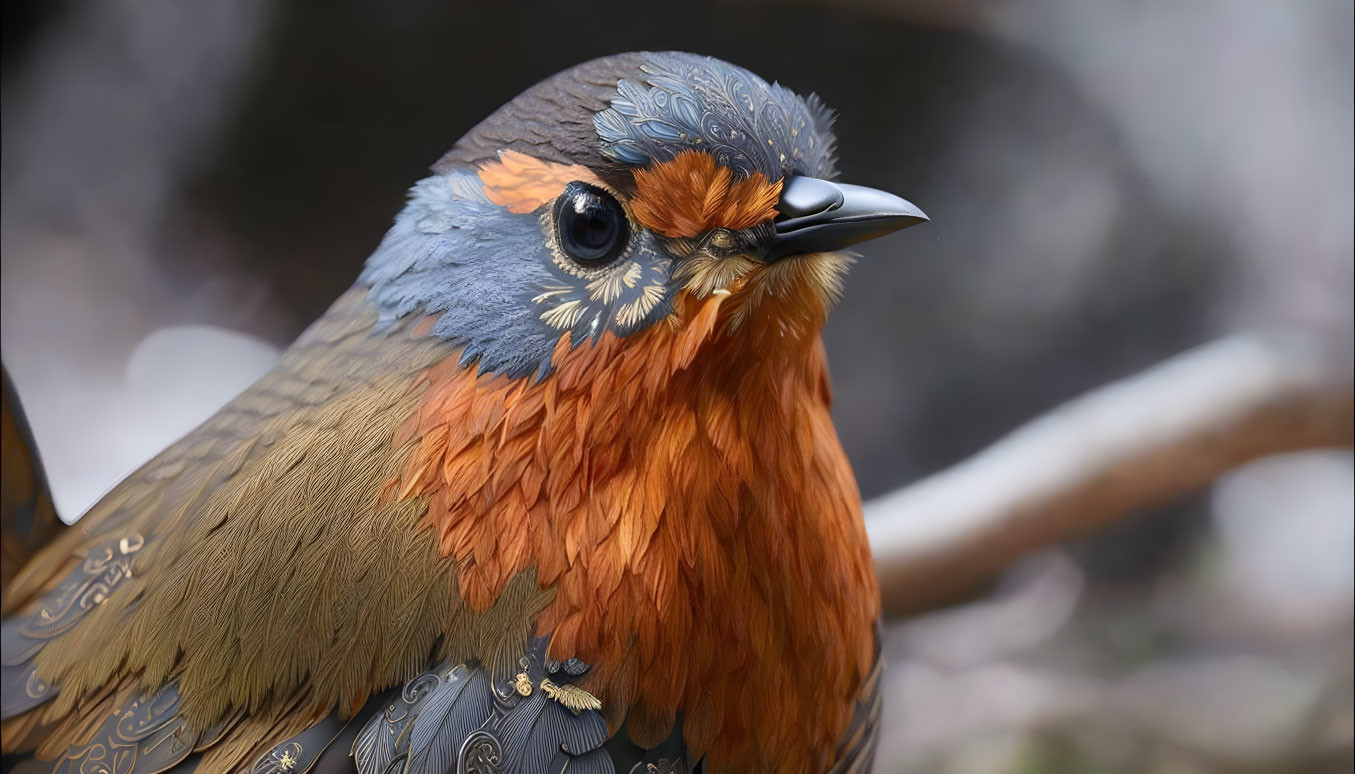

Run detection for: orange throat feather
[[394, 284, 880, 773]]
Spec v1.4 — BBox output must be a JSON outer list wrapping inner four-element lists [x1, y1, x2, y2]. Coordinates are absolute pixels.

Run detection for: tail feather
[[1, 364, 64, 610]]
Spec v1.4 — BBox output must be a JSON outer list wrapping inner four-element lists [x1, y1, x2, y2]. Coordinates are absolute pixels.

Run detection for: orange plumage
[[397, 279, 879, 772], [478, 149, 601, 213], [631, 149, 783, 237]]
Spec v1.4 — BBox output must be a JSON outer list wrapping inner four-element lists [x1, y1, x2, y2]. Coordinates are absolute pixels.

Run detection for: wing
[[348, 639, 615, 774], [180, 631, 880, 774], [0, 291, 481, 770], [214, 629, 882, 774], [259, 637, 694, 774]]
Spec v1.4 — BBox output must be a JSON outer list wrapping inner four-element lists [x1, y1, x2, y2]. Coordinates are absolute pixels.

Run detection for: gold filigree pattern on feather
[[540, 678, 603, 714]]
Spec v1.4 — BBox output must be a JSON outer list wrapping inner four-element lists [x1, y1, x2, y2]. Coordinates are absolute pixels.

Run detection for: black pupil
[[559, 184, 624, 264]]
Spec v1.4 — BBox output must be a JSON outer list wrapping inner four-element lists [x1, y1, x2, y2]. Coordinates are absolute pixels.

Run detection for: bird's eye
[[553, 181, 629, 267]]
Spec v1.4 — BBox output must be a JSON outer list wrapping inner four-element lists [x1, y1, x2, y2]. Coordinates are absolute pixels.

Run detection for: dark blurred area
[[2, 1, 1351, 772]]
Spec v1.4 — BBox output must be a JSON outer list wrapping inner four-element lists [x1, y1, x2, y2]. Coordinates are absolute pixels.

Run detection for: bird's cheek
[[672, 253, 761, 299]]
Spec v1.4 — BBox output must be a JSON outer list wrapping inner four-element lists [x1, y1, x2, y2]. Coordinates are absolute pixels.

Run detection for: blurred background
[[1, 1, 1351, 771]]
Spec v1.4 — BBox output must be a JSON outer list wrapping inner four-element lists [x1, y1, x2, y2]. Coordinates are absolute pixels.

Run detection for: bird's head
[[360, 51, 926, 382]]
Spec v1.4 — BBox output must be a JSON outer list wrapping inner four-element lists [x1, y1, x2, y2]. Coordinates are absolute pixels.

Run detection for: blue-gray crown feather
[[594, 51, 838, 180]]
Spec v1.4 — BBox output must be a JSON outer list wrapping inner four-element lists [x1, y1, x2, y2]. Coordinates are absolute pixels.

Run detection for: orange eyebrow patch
[[477, 150, 600, 213], [630, 149, 782, 238]]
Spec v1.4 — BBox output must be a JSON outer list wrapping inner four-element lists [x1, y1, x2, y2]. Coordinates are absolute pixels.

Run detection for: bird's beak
[[766, 175, 928, 261]]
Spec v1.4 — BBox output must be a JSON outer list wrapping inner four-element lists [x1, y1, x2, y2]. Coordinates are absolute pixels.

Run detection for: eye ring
[[552, 181, 630, 269]]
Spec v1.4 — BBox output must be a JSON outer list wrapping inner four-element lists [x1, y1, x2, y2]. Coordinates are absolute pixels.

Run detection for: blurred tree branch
[[866, 332, 1354, 617]]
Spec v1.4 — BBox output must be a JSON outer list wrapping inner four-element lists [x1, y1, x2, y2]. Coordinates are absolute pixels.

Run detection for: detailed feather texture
[[1, 291, 554, 766], [477, 150, 601, 214], [2, 265, 877, 774], [396, 272, 880, 773], [360, 171, 676, 382], [350, 638, 612, 774], [592, 52, 839, 181], [826, 622, 884, 774], [630, 150, 782, 238]]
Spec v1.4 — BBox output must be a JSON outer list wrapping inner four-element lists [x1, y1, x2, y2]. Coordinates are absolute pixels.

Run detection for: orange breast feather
[[394, 290, 879, 773]]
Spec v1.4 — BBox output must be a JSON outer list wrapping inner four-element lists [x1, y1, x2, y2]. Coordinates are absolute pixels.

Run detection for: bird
[[0, 51, 927, 774]]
